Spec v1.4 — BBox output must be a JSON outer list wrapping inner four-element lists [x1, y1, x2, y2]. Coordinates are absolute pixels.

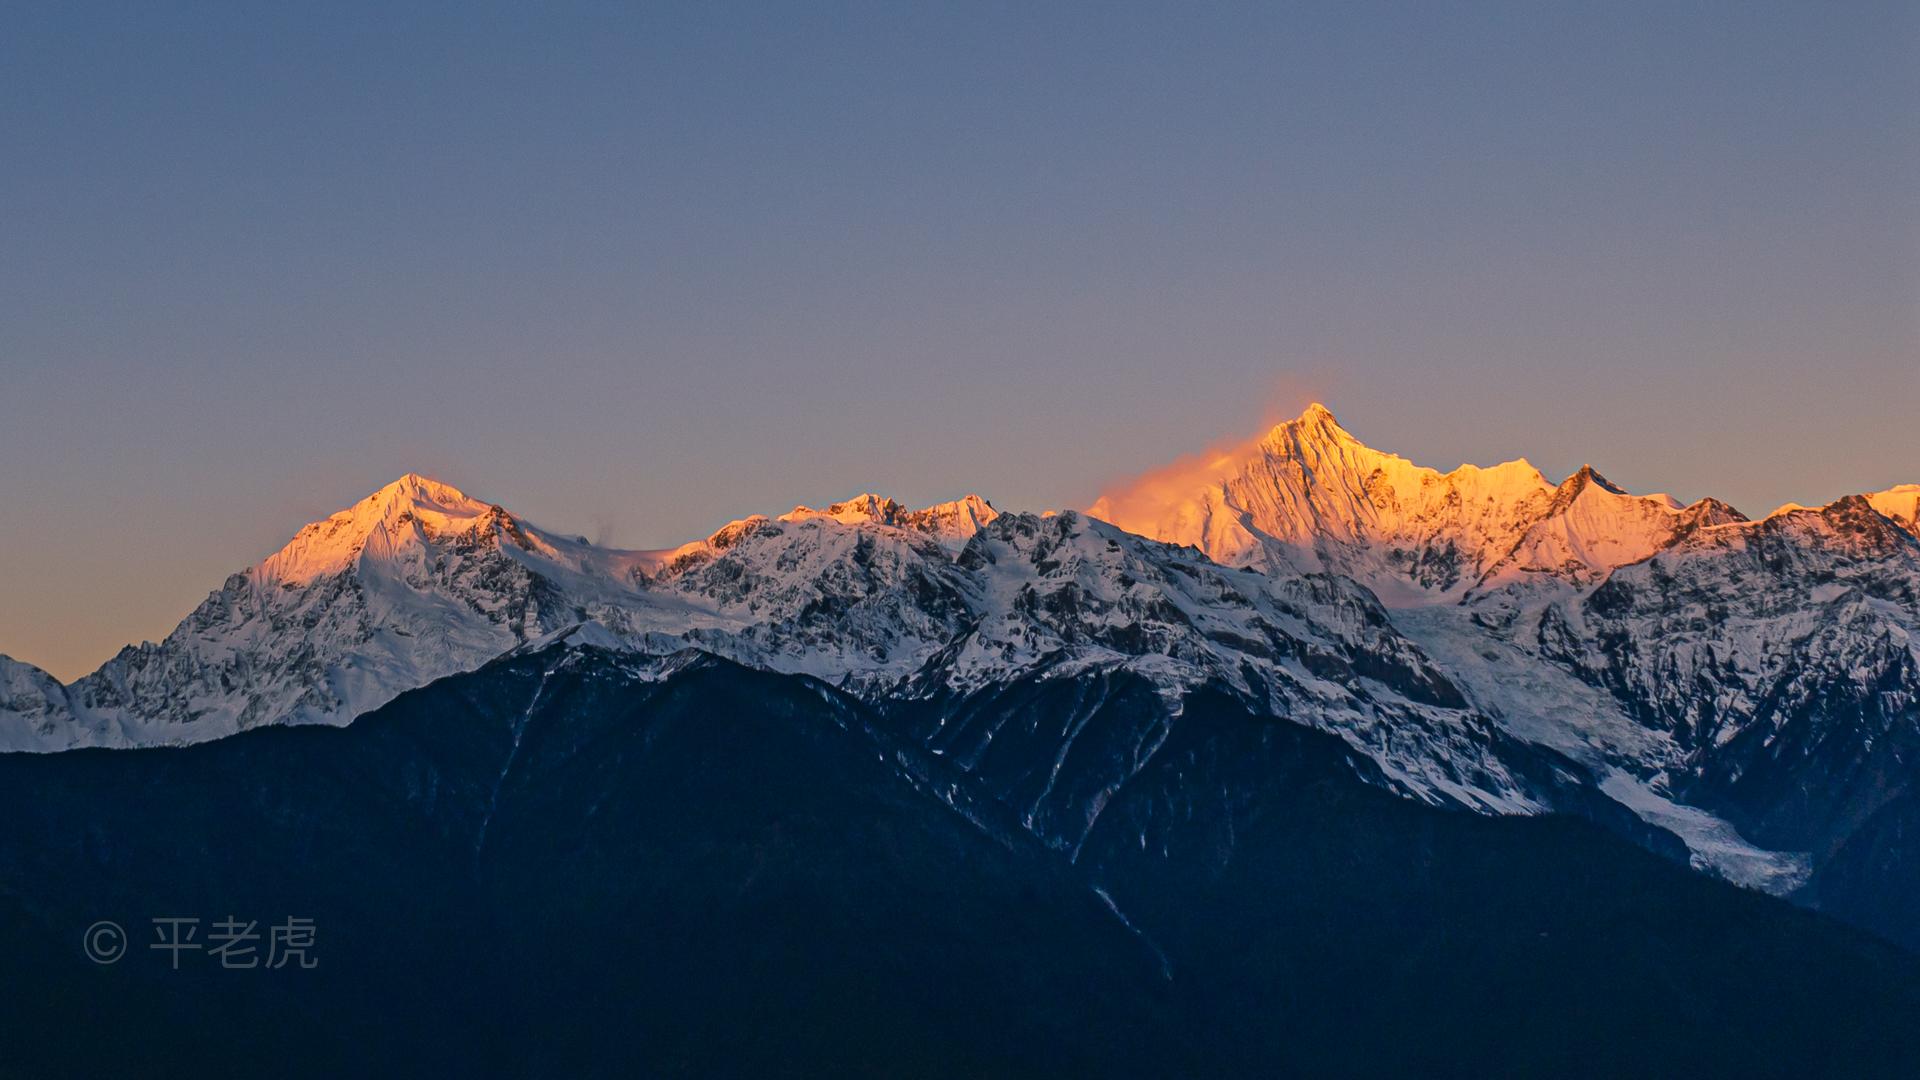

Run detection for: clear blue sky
[[4, 2, 1916, 679]]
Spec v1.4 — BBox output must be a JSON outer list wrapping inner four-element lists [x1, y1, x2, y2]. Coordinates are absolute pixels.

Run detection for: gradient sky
[[4, 2, 1917, 681]]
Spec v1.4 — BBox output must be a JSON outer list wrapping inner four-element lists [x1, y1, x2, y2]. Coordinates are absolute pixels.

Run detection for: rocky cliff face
[[1539, 495, 1920, 857]]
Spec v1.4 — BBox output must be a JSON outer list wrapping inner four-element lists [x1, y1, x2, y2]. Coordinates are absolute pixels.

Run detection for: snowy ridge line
[[3, 403, 1916, 901]]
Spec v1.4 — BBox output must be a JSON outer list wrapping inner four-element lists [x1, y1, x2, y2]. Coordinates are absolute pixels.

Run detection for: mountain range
[[8, 645, 1916, 1077], [4, 404, 1919, 1072]]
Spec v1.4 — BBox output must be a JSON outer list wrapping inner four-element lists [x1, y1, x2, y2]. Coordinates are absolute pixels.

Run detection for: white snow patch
[[1599, 773, 1811, 893]]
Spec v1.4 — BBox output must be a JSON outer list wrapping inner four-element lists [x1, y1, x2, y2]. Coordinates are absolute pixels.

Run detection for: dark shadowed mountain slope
[[0, 649, 1168, 1078], [1, 646, 1916, 1078], [1804, 788, 1920, 956]]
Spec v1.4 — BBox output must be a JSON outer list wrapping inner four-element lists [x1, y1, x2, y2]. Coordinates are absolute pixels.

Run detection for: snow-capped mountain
[[2, 404, 1915, 936], [1540, 495, 1920, 856], [0, 476, 1005, 750], [0, 475, 652, 749], [1086, 402, 1744, 601], [1089, 405, 1920, 897], [0, 468, 1581, 828]]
